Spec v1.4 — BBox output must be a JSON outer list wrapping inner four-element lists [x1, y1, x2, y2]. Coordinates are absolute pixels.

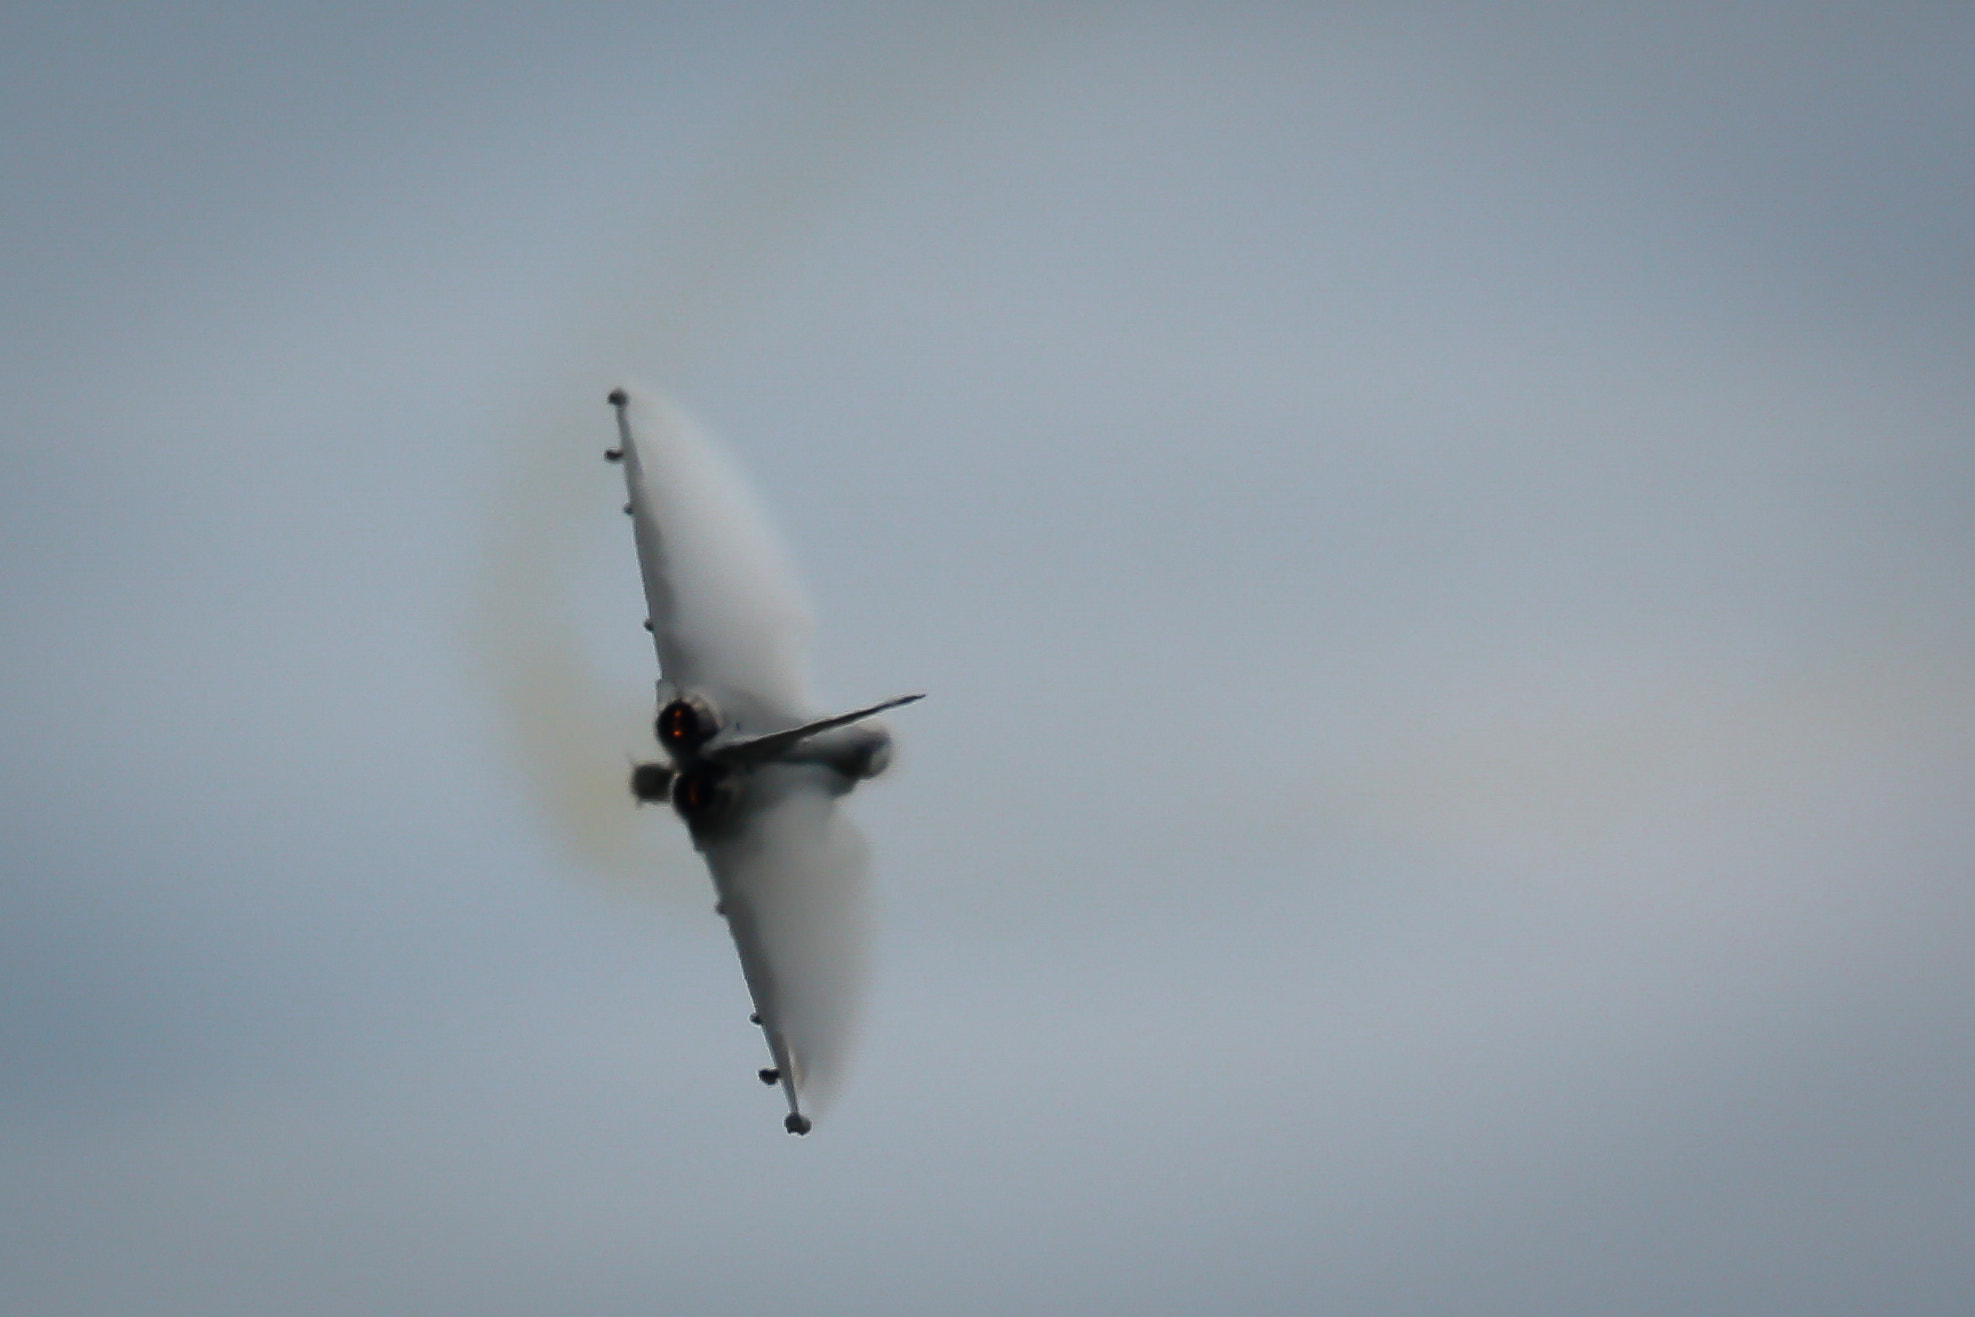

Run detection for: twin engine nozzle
[[633, 694, 738, 825]]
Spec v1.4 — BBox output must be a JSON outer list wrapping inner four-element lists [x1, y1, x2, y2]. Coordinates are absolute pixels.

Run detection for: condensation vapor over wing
[[705, 765, 872, 1112], [616, 387, 813, 719]]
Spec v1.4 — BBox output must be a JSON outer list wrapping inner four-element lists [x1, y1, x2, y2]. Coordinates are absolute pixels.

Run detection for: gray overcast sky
[[3, 4, 1972, 1314]]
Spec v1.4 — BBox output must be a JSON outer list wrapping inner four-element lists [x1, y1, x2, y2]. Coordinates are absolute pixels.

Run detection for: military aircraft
[[605, 387, 920, 1135]]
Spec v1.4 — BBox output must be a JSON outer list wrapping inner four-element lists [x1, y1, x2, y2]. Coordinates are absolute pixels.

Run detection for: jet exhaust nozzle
[[657, 693, 723, 753]]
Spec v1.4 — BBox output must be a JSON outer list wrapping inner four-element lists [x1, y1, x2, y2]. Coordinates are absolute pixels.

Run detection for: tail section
[[706, 693, 924, 767]]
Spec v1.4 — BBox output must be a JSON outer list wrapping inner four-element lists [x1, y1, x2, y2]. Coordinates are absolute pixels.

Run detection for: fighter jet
[[605, 386, 920, 1135]]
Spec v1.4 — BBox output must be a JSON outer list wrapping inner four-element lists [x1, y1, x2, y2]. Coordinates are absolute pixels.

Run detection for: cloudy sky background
[[3, 3, 1972, 1313]]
